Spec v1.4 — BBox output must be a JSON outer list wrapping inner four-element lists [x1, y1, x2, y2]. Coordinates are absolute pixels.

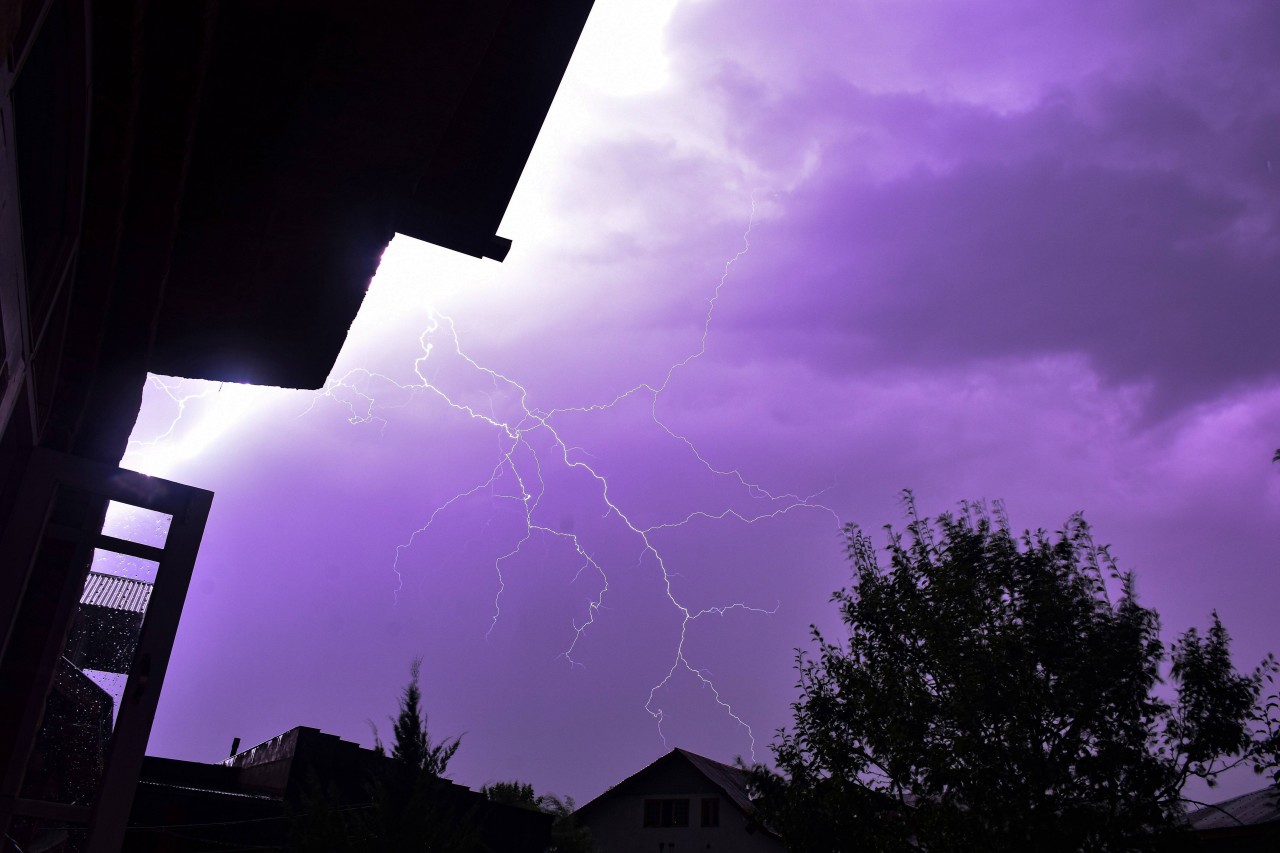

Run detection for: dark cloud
[[646, 0, 1280, 415], [744, 153, 1278, 412]]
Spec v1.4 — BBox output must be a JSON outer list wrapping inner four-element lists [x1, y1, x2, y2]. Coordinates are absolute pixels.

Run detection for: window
[[643, 798, 690, 827], [700, 797, 720, 827]]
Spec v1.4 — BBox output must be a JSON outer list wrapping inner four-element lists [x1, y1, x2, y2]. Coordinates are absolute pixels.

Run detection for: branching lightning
[[124, 376, 284, 479], [314, 192, 840, 759], [126, 376, 217, 455]]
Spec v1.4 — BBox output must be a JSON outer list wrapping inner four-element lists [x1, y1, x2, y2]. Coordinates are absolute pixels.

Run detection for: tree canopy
[[749, 496, 1279, 853], [481, 781, 597, 853]]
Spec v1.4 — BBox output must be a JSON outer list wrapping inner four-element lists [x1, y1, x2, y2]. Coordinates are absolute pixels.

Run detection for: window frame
[[642, 797, 690, 828], [700, 796, 720, 827]]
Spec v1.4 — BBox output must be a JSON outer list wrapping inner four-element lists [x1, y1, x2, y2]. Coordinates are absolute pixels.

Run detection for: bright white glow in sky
[[571, 0, 679, 96], [123, 378, 285, 479]]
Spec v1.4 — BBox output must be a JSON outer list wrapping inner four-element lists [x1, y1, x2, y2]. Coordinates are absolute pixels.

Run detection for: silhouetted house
[[124, 726, 553, 852], [575, 748, 786, 853], [1186, 784, 1280, 852], [18, 572, 144, 816], [126, 757, 281, 853], [0, 0, 594, 849]]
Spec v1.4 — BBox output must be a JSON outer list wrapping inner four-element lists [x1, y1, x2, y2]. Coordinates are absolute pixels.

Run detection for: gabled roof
[[676, 748, 756, 817], [1187, 784, 1280, 831], [576, 747, 759, 823]]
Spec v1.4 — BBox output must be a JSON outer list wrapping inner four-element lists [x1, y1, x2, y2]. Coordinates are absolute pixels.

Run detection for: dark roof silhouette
[[1187, 784, 1280, 831], [576, 747, 759, 822], [675, 747, 757, 816], [129, 727, 554, 852]]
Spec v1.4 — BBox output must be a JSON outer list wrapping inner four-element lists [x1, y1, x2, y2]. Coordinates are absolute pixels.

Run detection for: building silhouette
[[124, 726, 554, 852], [0, 1, 594, 849], [574, 748, 786, 853]]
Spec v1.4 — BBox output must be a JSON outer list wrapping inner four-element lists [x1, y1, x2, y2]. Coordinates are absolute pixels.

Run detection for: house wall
[[578, 761, 785, 853]]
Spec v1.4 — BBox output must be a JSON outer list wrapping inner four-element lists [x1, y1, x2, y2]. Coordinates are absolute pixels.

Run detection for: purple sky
[[124, 0, 1279, 806]]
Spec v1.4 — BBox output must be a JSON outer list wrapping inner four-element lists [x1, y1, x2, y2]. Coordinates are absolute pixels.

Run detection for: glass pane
[[90, 546, 159, 583], [18, 657, 115, 806], [69, 562, 152, 676], [22, 552, 154, 804], [82, 668, 127, 725], [101, 500, 172, 549]]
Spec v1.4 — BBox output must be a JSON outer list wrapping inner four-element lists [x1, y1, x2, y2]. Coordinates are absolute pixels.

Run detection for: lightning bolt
[[316, 191, 840, 759], [126, 376, 217, 455], [125, 376, 287, 480]]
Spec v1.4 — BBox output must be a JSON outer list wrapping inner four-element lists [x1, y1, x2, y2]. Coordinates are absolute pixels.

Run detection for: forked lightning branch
[[137, 193, 840, 759]]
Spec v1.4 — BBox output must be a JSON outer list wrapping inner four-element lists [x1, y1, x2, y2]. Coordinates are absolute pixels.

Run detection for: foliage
[[1252, 659, 1280, 784], [290, 777, 363, 852], [481, 781, 597, 853], [374, 657, 462, 779], [291, 659, 477, 852], [749, 495, 1279, 853], [481, 780, 542, 810]]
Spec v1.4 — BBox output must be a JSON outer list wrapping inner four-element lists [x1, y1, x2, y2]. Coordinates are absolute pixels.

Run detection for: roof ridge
[[1195, 783, 1280, 811], [674, 746, 743, 772]]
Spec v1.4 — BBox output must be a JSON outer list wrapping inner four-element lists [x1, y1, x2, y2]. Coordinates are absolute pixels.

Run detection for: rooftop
[[1188, 784, 1280, 831], [80, 572, 152, 614]]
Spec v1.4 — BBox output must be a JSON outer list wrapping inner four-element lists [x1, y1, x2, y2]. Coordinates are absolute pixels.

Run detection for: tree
[[749, 496, 1279, 853], [480, 780, 541, 810], [481, 781, 597, 853], [374, 657, 461, 780], [292, 659, 476, 852], [367, 657, 475, 852]]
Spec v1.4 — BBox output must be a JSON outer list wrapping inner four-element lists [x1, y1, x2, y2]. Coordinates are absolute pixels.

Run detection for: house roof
[[135, 778, 277, 802], [675, 748, 757, 817], [1187, 784, 1280, 831], [576, 747, 760, 823], [81, 572, 152, 613]]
